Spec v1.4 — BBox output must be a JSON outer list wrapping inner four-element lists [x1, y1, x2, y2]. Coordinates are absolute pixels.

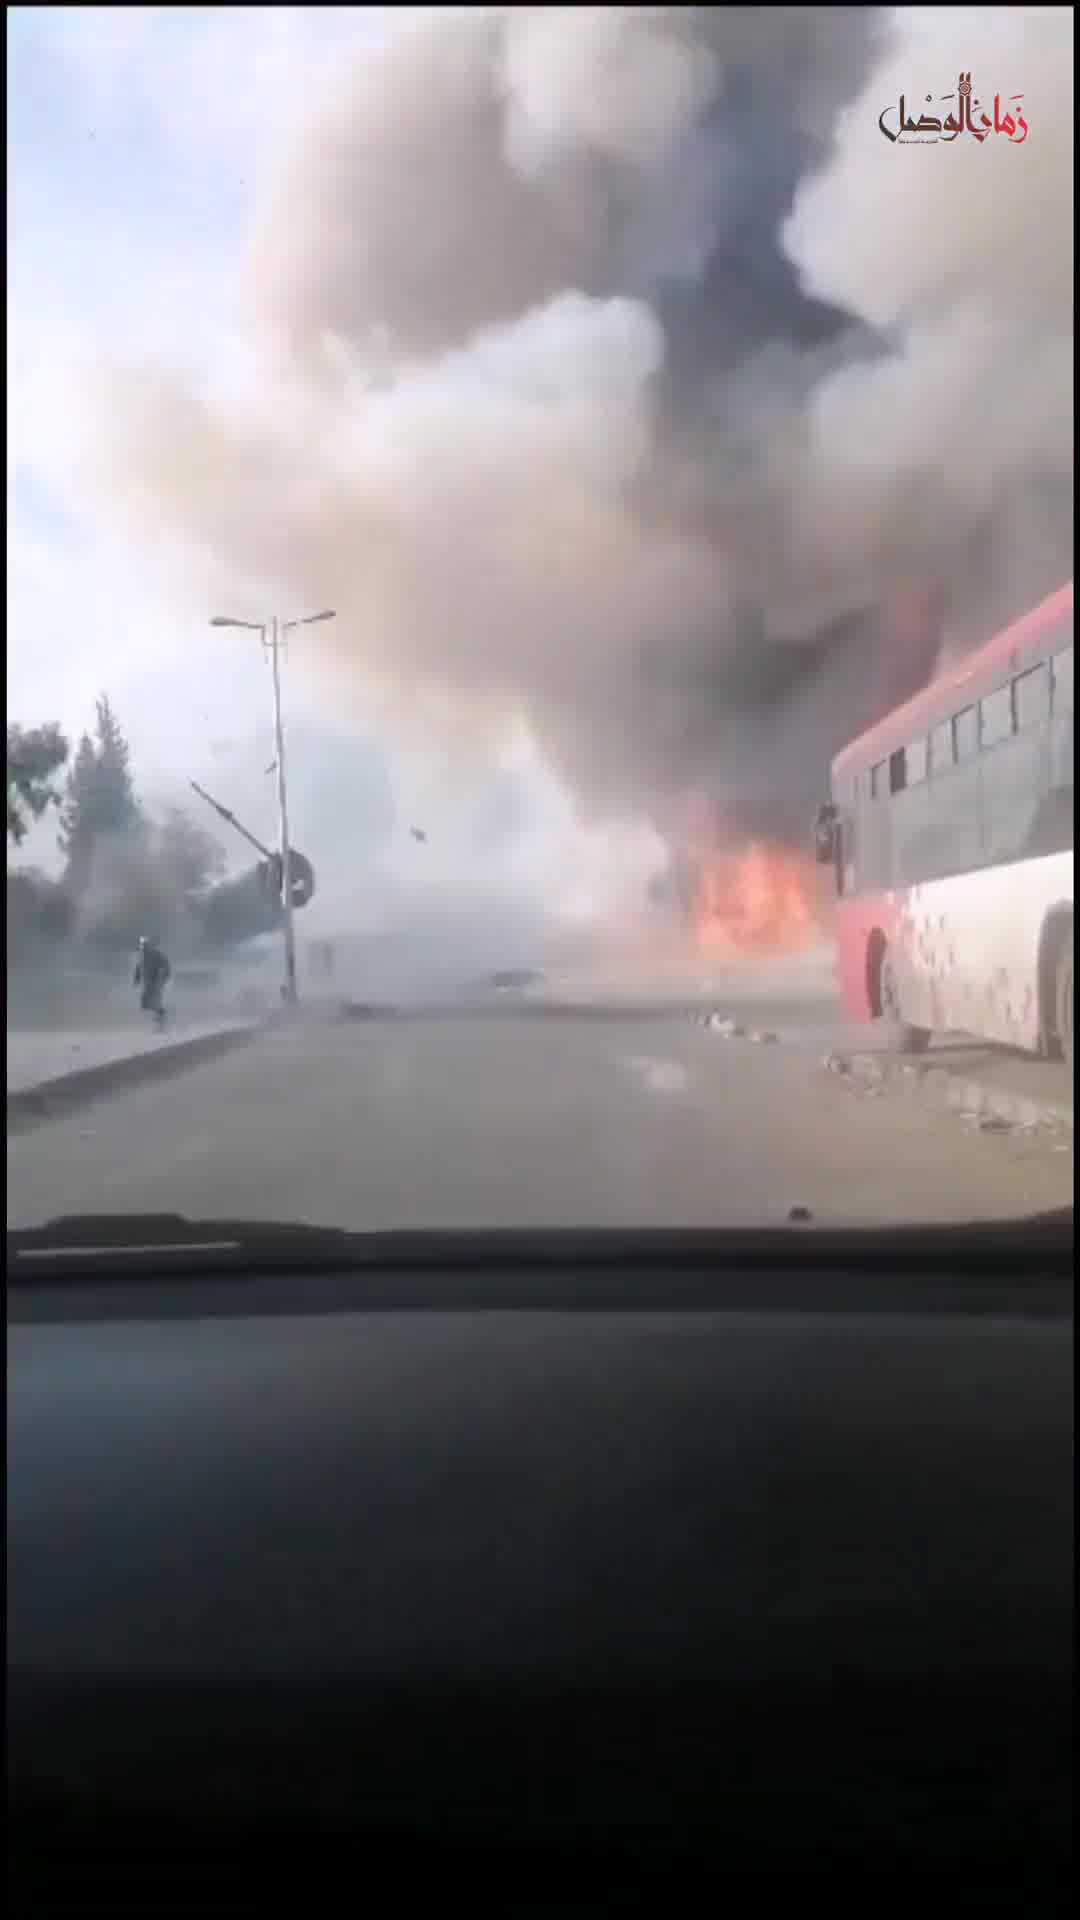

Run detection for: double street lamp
[[209, 609, 336, 1006]]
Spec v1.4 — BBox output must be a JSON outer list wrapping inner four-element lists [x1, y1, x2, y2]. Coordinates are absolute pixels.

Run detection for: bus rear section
[[814, 583, 1073, 1069]]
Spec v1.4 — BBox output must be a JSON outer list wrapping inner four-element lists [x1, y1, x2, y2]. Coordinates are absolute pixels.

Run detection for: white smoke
[[67, 5, 1073, 848]]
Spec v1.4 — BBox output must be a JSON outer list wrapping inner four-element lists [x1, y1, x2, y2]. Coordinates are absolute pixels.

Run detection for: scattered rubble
[[821, 1046, 1071, 1139], [702, 1016, 781, 1043]]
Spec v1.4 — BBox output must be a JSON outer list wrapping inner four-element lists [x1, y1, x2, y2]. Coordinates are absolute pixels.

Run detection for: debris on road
[[821, 1046, 1072, 1138], [334, 1000, 400, 1022], [623, 1055, 690, 1096], [700, 1016, 780, 1043], [484, 969, 545, 993]]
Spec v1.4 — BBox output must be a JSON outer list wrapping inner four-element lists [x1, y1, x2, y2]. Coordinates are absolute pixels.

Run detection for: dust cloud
[[75, 5, 1073, 856]]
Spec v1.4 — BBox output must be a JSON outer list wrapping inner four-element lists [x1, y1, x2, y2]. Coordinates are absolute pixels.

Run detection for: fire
[[692, 841, 822, 953]]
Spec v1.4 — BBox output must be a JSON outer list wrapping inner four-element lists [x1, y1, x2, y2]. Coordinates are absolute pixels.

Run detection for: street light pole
[[266, 615, 298, 1006], [210, 608, 336, 1011]]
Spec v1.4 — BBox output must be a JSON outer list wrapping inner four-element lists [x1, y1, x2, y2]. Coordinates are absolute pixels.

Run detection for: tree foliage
[[7, 866, 76, 965], [8, 694, 246, 966], [6, 722, 69, 845], [58, 695, 144, 896]]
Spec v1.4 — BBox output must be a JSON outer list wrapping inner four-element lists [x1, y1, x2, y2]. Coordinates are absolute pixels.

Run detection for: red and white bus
[[814, 582, 1073, 1070]]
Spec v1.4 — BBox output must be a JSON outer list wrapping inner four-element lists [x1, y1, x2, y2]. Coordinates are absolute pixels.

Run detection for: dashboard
[[7, 1227, 1073, 1900]]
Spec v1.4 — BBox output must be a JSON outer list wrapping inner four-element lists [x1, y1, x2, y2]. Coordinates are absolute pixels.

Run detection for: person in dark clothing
[[134, 936, 171, 1031]]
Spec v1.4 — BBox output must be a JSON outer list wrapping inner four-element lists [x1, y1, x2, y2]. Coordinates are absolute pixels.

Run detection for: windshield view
[[7, 5, 1073, 1239]]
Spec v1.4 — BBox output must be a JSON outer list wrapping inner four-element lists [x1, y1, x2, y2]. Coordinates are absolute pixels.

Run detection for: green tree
[[6, 722, 69, 845], [7, 865, 76, 966], [58, 695, 144, 895], [57, 733, 100, 896]]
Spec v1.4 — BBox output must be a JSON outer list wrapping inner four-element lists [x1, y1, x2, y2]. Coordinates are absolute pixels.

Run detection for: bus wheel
[[1055, 939, 1072, 1076], [878, 945, 931, 1055]]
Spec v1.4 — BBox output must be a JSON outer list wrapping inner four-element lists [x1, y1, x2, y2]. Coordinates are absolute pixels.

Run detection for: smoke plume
[[78, 5, 1074, 850]]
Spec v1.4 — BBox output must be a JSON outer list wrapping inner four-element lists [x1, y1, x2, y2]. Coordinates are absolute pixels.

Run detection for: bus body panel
[[825, 581, 1073, 1055], [833, 891, 896, 1020], [836, 855, 1073, 1050]]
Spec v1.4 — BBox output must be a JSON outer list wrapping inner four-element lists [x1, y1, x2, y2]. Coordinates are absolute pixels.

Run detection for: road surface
[[7, 999, 1071, 1233]]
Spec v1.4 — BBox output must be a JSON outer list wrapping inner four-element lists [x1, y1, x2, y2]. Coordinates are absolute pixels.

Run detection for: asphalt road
[[7, 999, 1072, 1233]]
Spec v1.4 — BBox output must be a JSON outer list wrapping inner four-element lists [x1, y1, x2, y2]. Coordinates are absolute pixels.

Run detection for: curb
[[822, 1049, 1073, 1137], [7, 1025, 262, 1135]]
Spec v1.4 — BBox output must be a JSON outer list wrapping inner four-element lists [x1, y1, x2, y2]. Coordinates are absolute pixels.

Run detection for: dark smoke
[[74, 5, 1074, 860]]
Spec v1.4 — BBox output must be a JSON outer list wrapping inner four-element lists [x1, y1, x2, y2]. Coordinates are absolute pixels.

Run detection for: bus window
[[954, 706, 978, 760], [980, 684, 1014, 747], [889, 748, 906, 794], [930, 719, 953, 772], [870, 761, 886, 799], [1052, 645, 1073, 711], [1014, 662, 1050, 730], [906, 736, 928, 784]]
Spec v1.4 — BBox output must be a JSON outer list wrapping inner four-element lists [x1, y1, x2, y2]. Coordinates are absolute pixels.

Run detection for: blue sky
[[7, 7, 662, 919], [8, 7, 292, 753]]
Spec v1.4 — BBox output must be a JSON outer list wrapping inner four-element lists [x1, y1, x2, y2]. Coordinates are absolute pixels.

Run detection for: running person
[[134, 936, 171, 1031]]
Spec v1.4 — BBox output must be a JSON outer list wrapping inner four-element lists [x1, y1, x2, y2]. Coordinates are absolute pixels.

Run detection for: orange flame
[[692, 841, 823, 953]]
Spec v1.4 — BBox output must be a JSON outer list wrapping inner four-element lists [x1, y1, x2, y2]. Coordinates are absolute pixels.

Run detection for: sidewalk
[[6, 1022, 257, 1096], [6, 1022, 267, 1142]]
